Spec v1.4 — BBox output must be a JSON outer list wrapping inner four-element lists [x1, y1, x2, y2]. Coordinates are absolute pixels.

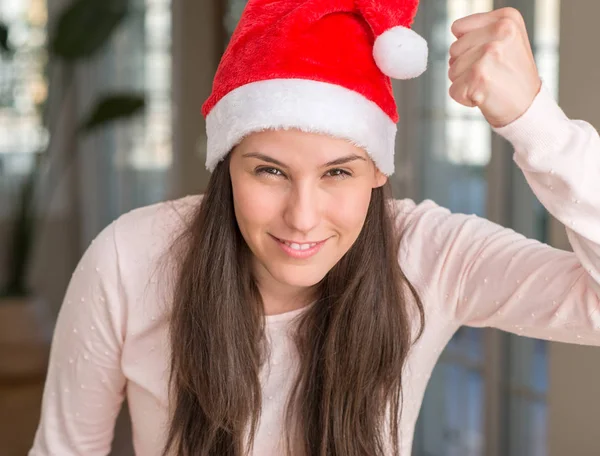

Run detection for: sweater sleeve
[[29, 221, 127, 455], [397, 86, 600, 345]]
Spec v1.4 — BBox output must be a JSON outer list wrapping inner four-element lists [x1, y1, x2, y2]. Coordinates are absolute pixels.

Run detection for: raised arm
[[396, 76, 600, 345]]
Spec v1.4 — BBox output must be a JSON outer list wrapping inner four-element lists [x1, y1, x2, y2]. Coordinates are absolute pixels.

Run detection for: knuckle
[[449, 41, 459, 58], [451, 20, 461, 36], [502, 7, 524, 24], [470, 68, 489, 86], [448, 83, 460, 101], [448, 66, 458, 82], [495, 17, 517, 39], [483, 41, 503, 58]]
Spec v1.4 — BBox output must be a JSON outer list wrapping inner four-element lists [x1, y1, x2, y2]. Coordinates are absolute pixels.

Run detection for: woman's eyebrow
[[323, 154, 366, 167], [242, 152, 366, 168], [242, 152, 288, 168]]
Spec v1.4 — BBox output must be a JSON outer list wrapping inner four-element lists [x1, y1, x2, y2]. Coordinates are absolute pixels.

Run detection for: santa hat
[[202, 0, 427, 176]]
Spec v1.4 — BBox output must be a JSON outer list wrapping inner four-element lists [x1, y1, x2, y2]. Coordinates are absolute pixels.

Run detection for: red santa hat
[[202, 0, 427, 176]]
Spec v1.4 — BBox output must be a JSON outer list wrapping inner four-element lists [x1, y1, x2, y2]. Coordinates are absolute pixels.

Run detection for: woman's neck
[[253, 262, 316, 316]]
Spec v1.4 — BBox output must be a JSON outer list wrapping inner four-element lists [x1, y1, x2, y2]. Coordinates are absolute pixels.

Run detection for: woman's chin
[[270, 265, 328, 289]]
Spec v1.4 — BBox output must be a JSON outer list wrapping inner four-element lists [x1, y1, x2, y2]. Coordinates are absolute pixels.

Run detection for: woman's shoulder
[[87, 194, 204, 289], [116, 193, 202, 226], [81, 194, 204, 317], [392, 197, 448, 231], [392, 197, 499, 251], [111, 194, 203, 249], [392, 196, 506, 239]]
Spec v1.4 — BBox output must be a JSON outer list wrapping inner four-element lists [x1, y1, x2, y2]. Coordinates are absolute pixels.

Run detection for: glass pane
[[444, 365, 464, 456], [447, 327, 484, 362], [224, 0, 248, 39], [446, 365, 485, 456], [96, 0, 172, 219], [534, 0, 560, 97], [0, 0, 48, 217], [531, 339, 548, 393], [117, 2, 172, 172], [530, 400, 547, 456], [418, 363, 485, 456], [415, 361, 484, 456], [464, 369, 485, 455], [508, 336, 548, 393], [508, 398, 548, 456], [446, 118, 491, 168]]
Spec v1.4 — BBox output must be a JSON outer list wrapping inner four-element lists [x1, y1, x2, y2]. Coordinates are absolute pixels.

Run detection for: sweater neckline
[[264, 301, 316, 324]]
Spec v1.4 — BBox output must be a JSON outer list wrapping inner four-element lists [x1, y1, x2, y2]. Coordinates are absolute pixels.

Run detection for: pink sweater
[[29, 87, 600, 455]]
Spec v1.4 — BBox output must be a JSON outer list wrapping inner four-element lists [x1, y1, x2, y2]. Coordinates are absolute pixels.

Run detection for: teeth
[[284, 241, 317, 251]]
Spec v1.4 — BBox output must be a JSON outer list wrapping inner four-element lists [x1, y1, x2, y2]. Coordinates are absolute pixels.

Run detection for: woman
[[30, 0, 600, 455]]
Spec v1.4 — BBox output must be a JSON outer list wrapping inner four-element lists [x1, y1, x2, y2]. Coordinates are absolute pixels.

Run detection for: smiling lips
[[271, 235, 328, 259]]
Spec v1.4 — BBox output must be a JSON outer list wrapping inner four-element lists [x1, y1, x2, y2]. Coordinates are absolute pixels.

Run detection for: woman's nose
[[282, 184, 321, 235]]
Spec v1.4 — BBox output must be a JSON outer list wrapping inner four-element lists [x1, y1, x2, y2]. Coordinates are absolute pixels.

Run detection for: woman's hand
[[448, 7, 542, 128]]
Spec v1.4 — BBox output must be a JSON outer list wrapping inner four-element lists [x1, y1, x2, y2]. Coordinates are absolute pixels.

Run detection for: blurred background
[[0, 0, 599, 455]]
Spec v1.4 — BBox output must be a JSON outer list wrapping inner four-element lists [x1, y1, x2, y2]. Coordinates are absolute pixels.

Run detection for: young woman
[[30, 1, 600, 455]]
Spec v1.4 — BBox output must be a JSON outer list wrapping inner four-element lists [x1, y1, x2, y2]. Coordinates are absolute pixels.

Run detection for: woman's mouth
[[271, 235, 328, 259]]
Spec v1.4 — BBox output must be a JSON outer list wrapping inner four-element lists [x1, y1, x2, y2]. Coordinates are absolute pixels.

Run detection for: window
[[121, 0, 172, 172], [76, 0, 172, 228], [0, 0, 48, 216], [224, 0, 247, 39], [0, 0, 172, 229]]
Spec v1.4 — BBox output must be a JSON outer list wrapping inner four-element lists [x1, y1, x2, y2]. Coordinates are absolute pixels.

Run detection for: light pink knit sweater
[[29, 87, 600, 455]]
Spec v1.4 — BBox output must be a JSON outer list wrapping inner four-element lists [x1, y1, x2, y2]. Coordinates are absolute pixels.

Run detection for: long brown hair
[[162, 151, 425, 456]]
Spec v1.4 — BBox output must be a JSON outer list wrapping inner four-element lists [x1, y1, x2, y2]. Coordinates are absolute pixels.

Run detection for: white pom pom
[[373, 26, 428, 80]]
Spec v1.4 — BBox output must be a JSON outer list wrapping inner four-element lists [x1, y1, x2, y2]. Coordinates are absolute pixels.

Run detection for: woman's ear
[[373, 168, 388, 188]]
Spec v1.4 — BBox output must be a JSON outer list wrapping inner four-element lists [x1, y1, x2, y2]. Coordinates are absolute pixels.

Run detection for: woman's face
[[229, 129, 387, 293]]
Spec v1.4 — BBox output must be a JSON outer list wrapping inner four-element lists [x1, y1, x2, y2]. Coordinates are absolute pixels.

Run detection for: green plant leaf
[[0, 22, 11, 54], [80, 93, 145, 132], [50, 0, 129, 61]]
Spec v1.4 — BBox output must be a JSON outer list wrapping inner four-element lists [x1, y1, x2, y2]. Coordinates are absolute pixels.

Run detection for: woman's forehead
[[236, 129, 369, 161]]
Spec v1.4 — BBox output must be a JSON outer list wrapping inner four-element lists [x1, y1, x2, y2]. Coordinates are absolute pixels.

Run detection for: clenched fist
[[448, 7, 542, 128]]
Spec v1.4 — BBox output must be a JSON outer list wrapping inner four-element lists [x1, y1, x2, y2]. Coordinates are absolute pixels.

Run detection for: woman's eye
[[325, 168, 351, 179], [255, 166, 284, 177]]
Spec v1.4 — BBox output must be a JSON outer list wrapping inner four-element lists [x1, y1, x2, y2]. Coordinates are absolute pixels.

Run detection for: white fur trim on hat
[[373, 26, 428, 80], [205, 79, 397, 175]]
